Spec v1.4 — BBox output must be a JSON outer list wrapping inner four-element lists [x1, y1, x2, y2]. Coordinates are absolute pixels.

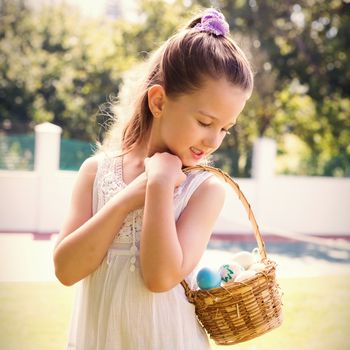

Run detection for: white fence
[[0, 122, 349, 238]]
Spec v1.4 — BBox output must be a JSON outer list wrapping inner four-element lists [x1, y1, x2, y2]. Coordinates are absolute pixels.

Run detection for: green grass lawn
[[1, 275, 349, 350]]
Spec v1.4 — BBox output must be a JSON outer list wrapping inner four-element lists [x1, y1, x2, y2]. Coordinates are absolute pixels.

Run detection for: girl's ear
[[148, 84, 165, 118]]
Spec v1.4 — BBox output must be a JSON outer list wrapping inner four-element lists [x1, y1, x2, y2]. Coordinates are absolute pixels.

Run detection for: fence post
[[34, 122, 62, 173], [34, 122, 62, 234], [252, 137, 277, 180], [251, 137, 277, 224]]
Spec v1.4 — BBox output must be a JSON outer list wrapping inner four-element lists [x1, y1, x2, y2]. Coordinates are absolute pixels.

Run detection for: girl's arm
[[53, 156, 146, 286], [140, 155, 226, 292]]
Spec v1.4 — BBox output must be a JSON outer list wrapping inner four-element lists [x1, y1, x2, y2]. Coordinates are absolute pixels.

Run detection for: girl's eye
[[198, 120, 232, 135], [198, 121, 211, 127]]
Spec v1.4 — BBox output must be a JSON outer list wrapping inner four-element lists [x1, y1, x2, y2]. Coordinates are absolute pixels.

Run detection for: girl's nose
[[202, 133, 223, 150]]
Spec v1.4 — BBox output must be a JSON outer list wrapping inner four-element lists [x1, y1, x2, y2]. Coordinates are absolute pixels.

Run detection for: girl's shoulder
[[80, 151, 120, 175], [71, 156, 100, 196], [191, 170, 226, 202], [176, 169, 226, 214], [185, 169, 226, 194], [78, 155, 99, 177]]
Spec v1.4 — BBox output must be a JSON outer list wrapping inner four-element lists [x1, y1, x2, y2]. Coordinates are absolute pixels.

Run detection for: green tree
[[0, 0, 135, 140], [197, 0, 350, 176], [0, 0, 36, 133]]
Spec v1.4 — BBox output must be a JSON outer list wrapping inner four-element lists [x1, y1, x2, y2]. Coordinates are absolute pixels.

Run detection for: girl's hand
[[144, 152, 186, 188]]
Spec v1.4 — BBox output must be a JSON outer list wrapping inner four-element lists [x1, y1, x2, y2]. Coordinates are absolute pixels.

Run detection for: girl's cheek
[[219, 134, 226, 146]]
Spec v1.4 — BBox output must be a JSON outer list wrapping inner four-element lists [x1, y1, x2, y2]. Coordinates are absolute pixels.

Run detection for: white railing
[[0, 122, 349, 237]]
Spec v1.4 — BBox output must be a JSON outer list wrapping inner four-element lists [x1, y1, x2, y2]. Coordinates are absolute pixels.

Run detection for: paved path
[[0, 234, 57, 281]]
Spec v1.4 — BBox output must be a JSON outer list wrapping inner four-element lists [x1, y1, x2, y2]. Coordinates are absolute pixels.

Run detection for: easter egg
[[219, 263, 244, 283], [196, 267, 222, 290], [249, 262, 266, 272], [235, 269, 257, 282], [231, 251, 255, 269]]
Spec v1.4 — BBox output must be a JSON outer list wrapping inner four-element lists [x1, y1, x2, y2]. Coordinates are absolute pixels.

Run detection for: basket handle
[[181, 165, 268, 298], [183, 165, 267, 261]]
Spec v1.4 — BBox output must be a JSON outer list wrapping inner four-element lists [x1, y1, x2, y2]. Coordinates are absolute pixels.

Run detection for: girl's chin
[[181, 158, 201, 168]]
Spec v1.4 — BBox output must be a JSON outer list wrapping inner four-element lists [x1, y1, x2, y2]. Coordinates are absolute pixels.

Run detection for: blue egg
[[196, 267, 222, 290]]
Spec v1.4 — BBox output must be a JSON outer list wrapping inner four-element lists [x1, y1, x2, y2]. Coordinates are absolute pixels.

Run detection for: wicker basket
[[181, 165, 283, 346]]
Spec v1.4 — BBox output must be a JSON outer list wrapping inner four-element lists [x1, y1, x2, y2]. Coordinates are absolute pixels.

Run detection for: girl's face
[[150, 77, 250, 167]]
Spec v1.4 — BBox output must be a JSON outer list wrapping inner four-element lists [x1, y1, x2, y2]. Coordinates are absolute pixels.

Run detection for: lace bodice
[[94, 154, 143, 245]]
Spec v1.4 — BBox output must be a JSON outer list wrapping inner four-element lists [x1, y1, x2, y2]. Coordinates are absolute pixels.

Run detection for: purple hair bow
[[194, 8, 229, 36]]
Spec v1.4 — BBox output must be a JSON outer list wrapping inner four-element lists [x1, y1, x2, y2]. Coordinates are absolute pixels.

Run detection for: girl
[[53, 8, 253, 350]]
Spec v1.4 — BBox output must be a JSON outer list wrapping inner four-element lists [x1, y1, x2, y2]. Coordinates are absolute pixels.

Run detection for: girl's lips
[[190, 147, 204, 160]]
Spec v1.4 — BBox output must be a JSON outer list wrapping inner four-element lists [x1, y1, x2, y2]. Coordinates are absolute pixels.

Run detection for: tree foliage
[[0, 0, 349, 176], [197, 0, 350, 176], [0, 0, 135, 140]]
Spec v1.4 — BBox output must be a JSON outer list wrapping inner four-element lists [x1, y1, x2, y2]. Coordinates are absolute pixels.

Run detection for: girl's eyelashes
[[198, 121, 211, 127], [198, 120, 232, 135]]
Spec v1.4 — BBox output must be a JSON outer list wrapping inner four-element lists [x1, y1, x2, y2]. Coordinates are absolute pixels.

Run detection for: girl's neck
[[122, 145, 146, 184], [122, 134, 169, 184], [124, 144, 147, 166], [122, 138, 155, 174], [123, 120, 167, 167]]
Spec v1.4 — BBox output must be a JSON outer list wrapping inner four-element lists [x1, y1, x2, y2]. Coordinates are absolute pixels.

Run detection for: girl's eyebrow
[[197, 110, 235, 126]]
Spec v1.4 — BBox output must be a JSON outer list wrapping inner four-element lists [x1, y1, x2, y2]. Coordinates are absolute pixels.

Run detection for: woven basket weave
[[181, 165, 283, 346]]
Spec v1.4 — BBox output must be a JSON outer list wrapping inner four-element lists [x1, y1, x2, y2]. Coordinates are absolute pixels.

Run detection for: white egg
[[249, 262, 266, 272], [231, 251, 255, 269], [235, 269, 257, 282]]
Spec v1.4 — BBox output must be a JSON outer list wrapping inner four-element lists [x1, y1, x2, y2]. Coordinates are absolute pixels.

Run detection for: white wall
[[0, 171, 39, 231], [1, 123, 349, 237], [262, 176, 350, 235]]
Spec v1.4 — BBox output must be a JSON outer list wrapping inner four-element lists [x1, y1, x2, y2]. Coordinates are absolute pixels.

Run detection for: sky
[[66, 0, 108, 17], [32, 0, 138, 21]]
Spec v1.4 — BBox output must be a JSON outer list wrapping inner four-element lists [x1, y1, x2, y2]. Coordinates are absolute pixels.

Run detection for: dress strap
[[93, 153, 126, 214], [92, 154, 111, 215], [174, 170, 214, 221], [114, 155, 124, 185]]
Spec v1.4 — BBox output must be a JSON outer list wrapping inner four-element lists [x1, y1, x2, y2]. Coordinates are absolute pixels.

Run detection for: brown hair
[[103, 9, 254, 154]]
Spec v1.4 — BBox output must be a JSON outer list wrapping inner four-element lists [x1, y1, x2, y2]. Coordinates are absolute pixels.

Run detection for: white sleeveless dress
[[66, 155, 213, 350]]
